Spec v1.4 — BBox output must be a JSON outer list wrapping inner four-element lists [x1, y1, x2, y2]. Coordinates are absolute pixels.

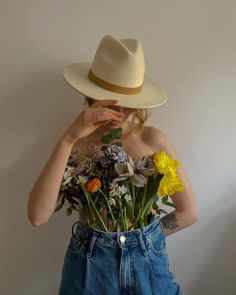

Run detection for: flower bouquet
[[54, 127, 185, 232]]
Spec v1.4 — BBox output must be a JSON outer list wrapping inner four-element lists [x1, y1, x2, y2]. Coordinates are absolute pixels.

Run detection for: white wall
[[1, 1, 235, 294]]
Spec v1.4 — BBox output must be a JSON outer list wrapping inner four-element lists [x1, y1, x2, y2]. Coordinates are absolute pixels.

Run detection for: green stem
[[118, 201, 126, 231], [140, 197, 155, 219], [79, 185, 95, 221], [141, 180, 148, 208], [124, 206, 128, 231], [124, 179, 134, 220], [98, 188, 116, 224], [94, 190, 101, 205], [132, 187, 139, 217], [80, 185, 108, 232], [135, 187, 140, 199], [129, 205, 142, 230], [139, 217, 145, 228], [131, 182, 136, 217], [124, 179, 131, 196], [87, 193, 109, 232]]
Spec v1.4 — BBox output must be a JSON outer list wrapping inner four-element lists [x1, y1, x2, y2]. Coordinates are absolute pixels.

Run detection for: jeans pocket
[[67, 234, 87, 256], [146, 234, 167, 256]]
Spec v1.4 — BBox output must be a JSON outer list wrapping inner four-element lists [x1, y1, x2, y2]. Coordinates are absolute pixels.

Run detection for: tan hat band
[[88, 68, 143, 94]]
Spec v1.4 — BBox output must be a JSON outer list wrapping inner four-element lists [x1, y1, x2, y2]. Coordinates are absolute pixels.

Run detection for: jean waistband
[[71, 216, 162, 248]]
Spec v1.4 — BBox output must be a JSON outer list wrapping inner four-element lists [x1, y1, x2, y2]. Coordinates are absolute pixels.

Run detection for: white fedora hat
[[63, 34, 167, 109]]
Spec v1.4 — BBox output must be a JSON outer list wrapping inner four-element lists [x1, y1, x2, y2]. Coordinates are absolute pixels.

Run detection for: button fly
[[119, 235, 126, 243]]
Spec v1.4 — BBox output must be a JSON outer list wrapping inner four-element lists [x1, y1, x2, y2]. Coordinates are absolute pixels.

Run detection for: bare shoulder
[[142, 125, 180, 158], [144, 125, 198, 219], [143, 125, 182, 163]]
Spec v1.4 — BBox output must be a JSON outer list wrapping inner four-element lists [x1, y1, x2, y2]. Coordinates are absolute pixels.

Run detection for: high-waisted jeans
[[58, 216, 183, 295]]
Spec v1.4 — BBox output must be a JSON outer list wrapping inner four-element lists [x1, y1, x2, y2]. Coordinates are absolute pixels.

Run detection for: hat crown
[[62, 34, 167, 109], [90, 34, 145, 88]]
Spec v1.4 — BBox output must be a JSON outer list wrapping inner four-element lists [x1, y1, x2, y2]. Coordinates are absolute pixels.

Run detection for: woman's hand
[[61, 99, 125, 144]]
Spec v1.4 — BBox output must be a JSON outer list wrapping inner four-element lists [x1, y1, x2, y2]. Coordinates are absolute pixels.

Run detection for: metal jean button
[[119, 235, 126, 243]]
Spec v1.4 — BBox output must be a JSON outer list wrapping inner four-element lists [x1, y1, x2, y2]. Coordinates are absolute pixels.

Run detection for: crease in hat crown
[[88, 34, 145, 92]]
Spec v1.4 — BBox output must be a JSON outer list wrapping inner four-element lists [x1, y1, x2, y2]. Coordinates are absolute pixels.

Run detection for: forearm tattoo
[[160, 212, 179, 231]]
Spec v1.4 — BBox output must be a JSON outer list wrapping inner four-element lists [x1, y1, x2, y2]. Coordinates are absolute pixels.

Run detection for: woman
[[27, 34, 198, 294]]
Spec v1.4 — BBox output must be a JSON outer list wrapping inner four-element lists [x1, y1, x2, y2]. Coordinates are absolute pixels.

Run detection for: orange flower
[[86, 177, 102, 193]]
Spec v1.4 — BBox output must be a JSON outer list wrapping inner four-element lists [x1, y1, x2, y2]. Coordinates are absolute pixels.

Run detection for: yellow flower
[[158, 172, 185, 196], [151, 150, 179, 174], [150, 150, 185, 196]]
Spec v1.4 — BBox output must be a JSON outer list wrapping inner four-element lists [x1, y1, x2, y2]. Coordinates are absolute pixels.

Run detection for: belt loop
[[71, 220, 79, 236], [86, 232, 97, 259], [137, 229, 148, 257]]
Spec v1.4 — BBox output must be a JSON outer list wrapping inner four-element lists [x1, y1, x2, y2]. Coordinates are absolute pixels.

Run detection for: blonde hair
[[83, 95, 152, 133]]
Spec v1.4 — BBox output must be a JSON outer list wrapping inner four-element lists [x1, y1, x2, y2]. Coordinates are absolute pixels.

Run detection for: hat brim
[[63, 62, 167, 109]]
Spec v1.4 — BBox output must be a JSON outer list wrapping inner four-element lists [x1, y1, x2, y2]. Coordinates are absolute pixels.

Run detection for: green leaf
[[71, 197, 79, 205], [110, 127, 123, 139], [124, 199, 134, 220], [134, 202, 141, 216], [136, 185, 145, 203], [54, 202, 63, 212], [101, 134, 113, 144], [146, 200, 155, 215], [139, 216, 145, 228], [158, 208, 168, 214], [165, 201, 175, 208], [162, 195, 169, 204], [66, 207, 73, 216], [153, 201, 159, 210], [146, 173, 164, 201]]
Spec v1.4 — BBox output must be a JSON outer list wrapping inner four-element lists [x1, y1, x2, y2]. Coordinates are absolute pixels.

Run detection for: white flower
[[124, 194, 132, 202], [62, 176, 72, 185], [108, 198, 116, 206], [63, 166, 75, 179], [109, 182, 120, 197], [62, 166, 75, 185], [77, 175, 89, 185], [118, 185, 128, 195]]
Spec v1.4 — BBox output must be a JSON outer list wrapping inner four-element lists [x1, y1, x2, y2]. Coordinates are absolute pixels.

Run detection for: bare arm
[[147, 126, 199, 237], [27, 136, 75, 226], [159, 210, 197, 237], [27, 99, 124, 227]]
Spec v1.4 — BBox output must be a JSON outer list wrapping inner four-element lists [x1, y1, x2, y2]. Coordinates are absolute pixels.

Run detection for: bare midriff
[[77, 207, 159, 232]]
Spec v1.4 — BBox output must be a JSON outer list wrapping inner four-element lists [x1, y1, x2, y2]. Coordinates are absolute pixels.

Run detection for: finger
[[93, 107, 124, 118], [88, 110, 121, 122], [94, 119, 113, 128], [103, 107, 124, 117], [93, 113, 123, 123], [90, 99, 118, 108]]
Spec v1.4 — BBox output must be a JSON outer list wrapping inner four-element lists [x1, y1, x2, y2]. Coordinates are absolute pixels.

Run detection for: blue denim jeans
[[58, 217, 183, 295]]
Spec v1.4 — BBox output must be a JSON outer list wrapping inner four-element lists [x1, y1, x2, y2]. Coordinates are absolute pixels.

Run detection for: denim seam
[[86, 235, 97, 258], [137, 230, 148, 257]]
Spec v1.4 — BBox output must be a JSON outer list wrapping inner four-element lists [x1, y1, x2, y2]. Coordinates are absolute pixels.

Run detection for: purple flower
[[103, 144, 128, 163], [87, 143, 100, 159], [99, 156, 113, 168], [68, 153, 80, 167]]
